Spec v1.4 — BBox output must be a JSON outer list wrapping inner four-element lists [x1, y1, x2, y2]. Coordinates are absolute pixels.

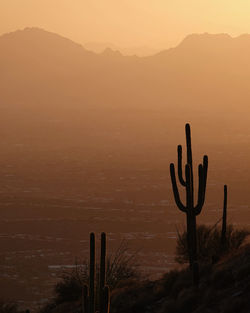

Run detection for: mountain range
[[1, 27, 250, 148]]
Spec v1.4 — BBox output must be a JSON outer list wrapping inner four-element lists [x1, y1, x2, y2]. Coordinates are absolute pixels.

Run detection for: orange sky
[[1, 0, 250, 50]]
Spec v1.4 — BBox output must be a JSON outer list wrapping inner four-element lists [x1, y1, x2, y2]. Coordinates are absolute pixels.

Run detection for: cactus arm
[[203, 155, 208, 190], [177, 145, 186, 186], [170, 163, 187, 212], [99, 232, 106, 313], [89, 233, 95, 313], [194, 164, 205, 215], [194, 156, 208, 215]]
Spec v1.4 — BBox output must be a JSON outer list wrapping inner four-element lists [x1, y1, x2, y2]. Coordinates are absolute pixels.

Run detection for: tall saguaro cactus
[[170, 123, 208, 285], [83, 232, 110, 313], [89, 233, 95, 313], [221, 185, 228, 248], [99, 232, 107, 313]]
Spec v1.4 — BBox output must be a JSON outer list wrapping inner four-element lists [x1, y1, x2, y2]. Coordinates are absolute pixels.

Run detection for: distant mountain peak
[[22, 26, 48, 33], [102, 47, 123, 57], [179, 32, 233, 48], [2, 26, 62, 38], [178, 32, 250, 49], [0, 27, 98, 60], [0, 27, 83, 48]]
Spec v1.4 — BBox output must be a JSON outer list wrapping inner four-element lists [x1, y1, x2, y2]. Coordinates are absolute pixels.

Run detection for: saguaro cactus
[[221, 185, 228, 249], [170, 123, 208, 285], [83, 232, 110, 313], [99, 232, 107, 313]]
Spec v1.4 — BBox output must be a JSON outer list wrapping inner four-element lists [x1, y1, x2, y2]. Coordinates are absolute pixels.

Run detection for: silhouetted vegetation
[[83, 232, 110, 313], [40, 237, 139, 313], [175, 224, 249, 264], [110, 244, 250, 313], [39, 238, 250, 313], [170, 123, 208, 285], [0, 302, 27, 313]]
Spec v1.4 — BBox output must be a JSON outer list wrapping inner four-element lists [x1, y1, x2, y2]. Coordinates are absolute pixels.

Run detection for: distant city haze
[[1, 0, 250, 55]]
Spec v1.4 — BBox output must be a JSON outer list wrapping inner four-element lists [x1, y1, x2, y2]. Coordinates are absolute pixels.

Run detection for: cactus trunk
[[221, 185, 228, 249], [89, 233, 95, 313], [99, 232, 106, 313]]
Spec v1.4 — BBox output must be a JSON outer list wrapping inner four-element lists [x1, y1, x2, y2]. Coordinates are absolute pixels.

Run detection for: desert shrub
[[55, 267, 83, 303], [0, 302, 26, 313], [175, 224, 249, 264], [54, 240, 139, 304], [106, 240, 139, 288]]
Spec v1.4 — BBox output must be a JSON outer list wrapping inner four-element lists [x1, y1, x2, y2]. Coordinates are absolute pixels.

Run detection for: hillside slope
[[42, 244, 250, 313], [111, 245, 250, 313]]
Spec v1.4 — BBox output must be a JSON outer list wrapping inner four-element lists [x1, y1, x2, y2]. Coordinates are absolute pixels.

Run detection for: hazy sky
[[1, 0, 250, 49]]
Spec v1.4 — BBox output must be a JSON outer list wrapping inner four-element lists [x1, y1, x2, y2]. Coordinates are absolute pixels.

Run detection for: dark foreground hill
[[42, 244, 250, 313]]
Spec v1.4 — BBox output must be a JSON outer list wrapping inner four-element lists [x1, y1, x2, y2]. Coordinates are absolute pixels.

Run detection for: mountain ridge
[[2, 27, 250, 58], [1, 26, 250, 149]]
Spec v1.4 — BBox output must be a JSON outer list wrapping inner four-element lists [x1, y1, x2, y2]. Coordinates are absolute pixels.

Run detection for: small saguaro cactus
[[170, 123, 208, 285], [221, 185, 228, 249], [83, 232, 110, 313]]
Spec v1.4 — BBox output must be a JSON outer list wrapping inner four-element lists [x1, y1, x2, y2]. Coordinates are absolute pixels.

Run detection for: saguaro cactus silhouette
[[170, 123, 208, 285], [221, 185, 228, 249], [83, 232, 110, 313]]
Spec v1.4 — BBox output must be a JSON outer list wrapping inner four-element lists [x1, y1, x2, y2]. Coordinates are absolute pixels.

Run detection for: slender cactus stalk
[[83, 233, 110, 313], [89, 233, 95, 313], [99, 232, 106, 313], [221, 185, 228, 249], [170, 123, 208, 285]]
